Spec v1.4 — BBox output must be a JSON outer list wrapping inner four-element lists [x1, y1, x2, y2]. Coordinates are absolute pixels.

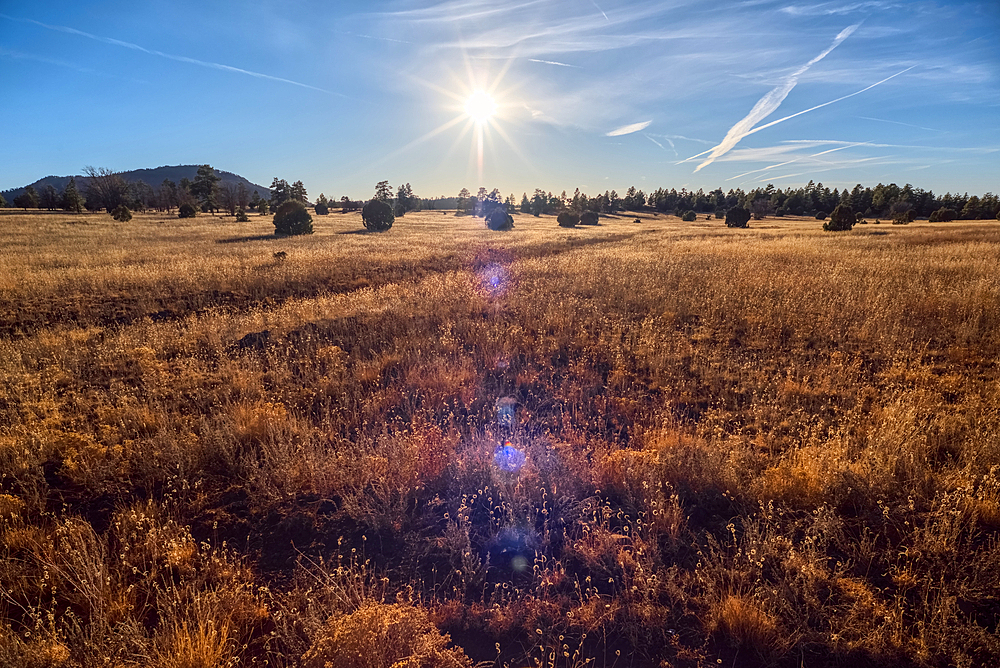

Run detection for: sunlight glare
[[465, 90, 497, 123]]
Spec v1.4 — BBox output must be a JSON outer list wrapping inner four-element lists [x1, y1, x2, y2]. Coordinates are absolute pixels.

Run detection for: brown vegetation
[[1, 208, 999, 667]]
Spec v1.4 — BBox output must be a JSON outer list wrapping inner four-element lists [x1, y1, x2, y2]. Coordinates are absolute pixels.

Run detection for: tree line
[[5, 171, 999, 224], [488, 182, 1000, 221]]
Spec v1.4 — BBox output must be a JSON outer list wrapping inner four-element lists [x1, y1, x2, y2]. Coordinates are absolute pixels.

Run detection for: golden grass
[[1, 208, 999, 667]]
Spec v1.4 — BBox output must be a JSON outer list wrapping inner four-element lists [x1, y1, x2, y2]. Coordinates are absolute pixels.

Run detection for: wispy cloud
[[856, 116, 946, 132], [694, 23, 860, 172], [780, 2, 900, 16], [607, 120, 652, 136], [0, 46, 147, 83], [527, 58, 580, 68], [0, 13, 343, 97]]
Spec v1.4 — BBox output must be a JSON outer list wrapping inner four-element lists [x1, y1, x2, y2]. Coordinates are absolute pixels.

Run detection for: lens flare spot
[[493, 441, 525, 473]]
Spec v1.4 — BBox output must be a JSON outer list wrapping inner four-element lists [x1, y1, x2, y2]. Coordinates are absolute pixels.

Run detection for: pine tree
[[62, 177, 84, 213]]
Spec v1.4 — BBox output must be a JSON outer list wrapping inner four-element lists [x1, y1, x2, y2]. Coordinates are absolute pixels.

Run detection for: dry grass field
[[1, 208, 999, 667]]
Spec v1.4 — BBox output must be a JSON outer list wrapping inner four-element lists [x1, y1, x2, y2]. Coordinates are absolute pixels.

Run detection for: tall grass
[[1, 209, 998, 666]]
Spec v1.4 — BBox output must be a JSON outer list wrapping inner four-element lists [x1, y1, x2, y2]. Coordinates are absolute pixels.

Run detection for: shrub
[[178, 203, 197, 218], [929, 207, 957, 222], [556, 212, 579, 228], [302, 602, 472, 668], [775, 207, 786, 217], [680, 210, 696, 222], [486, 208, 515, 231], [815, 211, 828, 220], [362, 199, 394, 232], [258, 200, 268, 215], [891, 209, 915, 225], [725, 207, 751, 228], [235, 207, 249, 222], [823, 204, 855, 231], [111, 205, 132, 222], [634, 218, 642, 224], [273, 200, 314, 236], [315, 201, 329, 216], [716, 209, 727, 219], [579, 210, 599, 226]]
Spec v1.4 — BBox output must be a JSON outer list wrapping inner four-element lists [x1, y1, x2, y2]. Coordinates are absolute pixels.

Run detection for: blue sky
[[2, 0, 998, 199]]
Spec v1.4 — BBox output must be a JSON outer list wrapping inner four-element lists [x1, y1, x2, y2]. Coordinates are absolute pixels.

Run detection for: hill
[[1, 165, 271, 202]]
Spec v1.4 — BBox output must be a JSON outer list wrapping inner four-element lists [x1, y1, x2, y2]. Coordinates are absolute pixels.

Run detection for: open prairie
[[2, 209, 999, 667]]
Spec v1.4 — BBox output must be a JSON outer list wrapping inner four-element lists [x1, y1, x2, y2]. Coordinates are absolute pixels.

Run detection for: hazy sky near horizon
[[2, 0, 998, 199]]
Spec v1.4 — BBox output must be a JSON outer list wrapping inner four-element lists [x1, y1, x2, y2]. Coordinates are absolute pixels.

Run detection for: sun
[[465, 90, 497, 124]]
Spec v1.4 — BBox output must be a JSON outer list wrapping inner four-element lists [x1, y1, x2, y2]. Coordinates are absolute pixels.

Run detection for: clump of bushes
[[273, 200, 314, 236], [579, 210, 599, 226], [178, 203, 197, 218], [557, 212, 579, 228], [236, 207, 250, 222], [315, 201, 329, 216], [362, 199, 394, 232], [815, 211, 828, 220], [725, 207, 751, 228], [680, 210, 696, 222], [111, 205, 132, 222], [929, 207, 957, 222], [892, 210, 915, 225], [823, 204, 855, 231], [487, 208, 515, 231]]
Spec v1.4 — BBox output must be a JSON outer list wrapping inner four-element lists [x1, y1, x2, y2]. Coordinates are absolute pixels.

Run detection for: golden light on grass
[[2, 209, 1000, 666]]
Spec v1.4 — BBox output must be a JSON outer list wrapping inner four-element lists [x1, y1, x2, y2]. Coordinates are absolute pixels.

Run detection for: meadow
[[1, 207, 998, 667]]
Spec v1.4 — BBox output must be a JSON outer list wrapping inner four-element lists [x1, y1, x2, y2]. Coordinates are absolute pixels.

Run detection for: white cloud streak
[[694, 23, 859, 172], [607, 120, 652, 136], [527, 58, 581, 68], [0, 13, 342, 97]]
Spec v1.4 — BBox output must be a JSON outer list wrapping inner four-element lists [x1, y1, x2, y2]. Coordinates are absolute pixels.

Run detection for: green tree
[[823, 204, 855, 231], [62, 177, 84, 213], [290, 180, 308, 203], [39, 184, 60, 210], [374, 180, 393, 202], [520, 193, 531, 214], [456, 188, 469, 214], [191, 165, 220, 213], [531, 189, 546, 217], [396, 183, 415, 216], [273, 200, 314, 235], [269, 178, 291, 209], [315, 193, 330, 215], [362, 199, 394, 232], [14, 185, 40, 210], [725, 206, 751, 228]]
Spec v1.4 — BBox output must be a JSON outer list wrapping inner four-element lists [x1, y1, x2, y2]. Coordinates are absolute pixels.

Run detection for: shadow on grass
[[338, 228, 382, 235], [216, 234, 280, 244]]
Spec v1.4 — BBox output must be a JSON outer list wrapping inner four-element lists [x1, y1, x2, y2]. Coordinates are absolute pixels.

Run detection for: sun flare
[[465, 90, 497, 123]]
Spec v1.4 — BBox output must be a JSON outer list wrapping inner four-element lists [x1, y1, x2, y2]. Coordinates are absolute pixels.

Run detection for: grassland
[[1, 208, 998, 667]]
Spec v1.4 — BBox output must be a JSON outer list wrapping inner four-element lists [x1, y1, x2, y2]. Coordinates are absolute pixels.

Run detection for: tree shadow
[[215, 234, 279, 244], [338, 228, 378, 235]]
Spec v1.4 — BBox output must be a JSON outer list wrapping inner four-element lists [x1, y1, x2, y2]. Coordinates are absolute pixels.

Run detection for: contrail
[[694, 23, 860, 172], [645, 134, 678, 157], [733, 66, 916, 140], [592, 1, 610, 21], [0, 13, 343, 97], [607, 120, 652, 136], [528, 58, 581, 68]]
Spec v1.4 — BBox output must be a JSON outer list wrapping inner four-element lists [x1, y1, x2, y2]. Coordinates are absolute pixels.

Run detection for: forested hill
[[1, 166, 271, 202]]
